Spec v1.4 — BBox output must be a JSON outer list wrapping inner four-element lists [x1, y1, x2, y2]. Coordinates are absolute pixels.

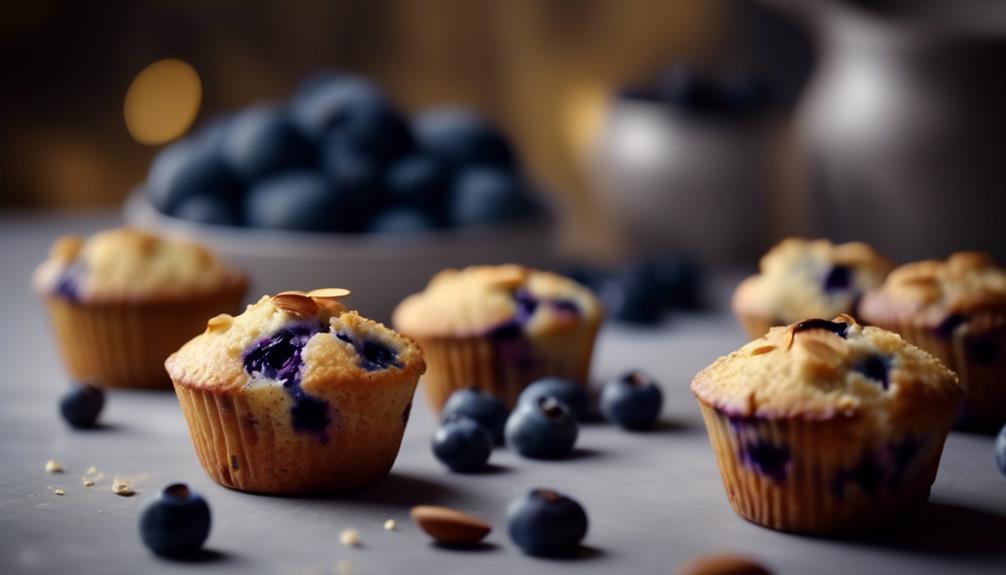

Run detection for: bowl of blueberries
[[125, 71, 551, 320]]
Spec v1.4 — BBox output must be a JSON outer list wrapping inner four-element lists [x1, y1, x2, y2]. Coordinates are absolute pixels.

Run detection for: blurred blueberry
[[147, 138, 240, 213], [657, 66, 719, 113], [646, 256, 702, 310], [442, 388, 509, 445], [60, 384, 104, 429], [600, 370, 663, 430], [222, 105, 316, 183], [384, 154, 451, 217], [718, 72, 769, 116], [599, 267, 665, 325], [321, 137, 385, 224], [290, 74, 384, 139], [414, 107, 515, 169], [507, 489, 588, 556], [244, 171, 348, 231], [140, 483, 211, 557], [518, 377, 590, 421], [173, 194, 241, 226], [450, 167, 537, 227], [432, 414, 493, 473], [194, 114, 233, 151], [505, 397, 578, 460], [368, 207, 437, 235], [327, 98, 415, 168]]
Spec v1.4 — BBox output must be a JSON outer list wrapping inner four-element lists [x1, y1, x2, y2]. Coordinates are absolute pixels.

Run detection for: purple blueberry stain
[[53, 262, 85, 302], [740, 440, 791, 483], [822, 264, 852, 293], [514, 289, 539, 323], [793, 318, 850, 339], [852, 353, 892, 390], [242, 323, 333, 438], [334, 331, 401, 371], [831, 435, 926, 497], [551, 299, 580, 315]]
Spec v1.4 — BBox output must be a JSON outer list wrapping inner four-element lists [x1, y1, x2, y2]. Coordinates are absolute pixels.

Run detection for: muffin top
[[860, 251, 1006, 330], [166, 290, 425, 434], [733, 238, 892, 325], [392, 264, 602, 338], [691, 315, 960, 421], [33, 228, 245, 302]]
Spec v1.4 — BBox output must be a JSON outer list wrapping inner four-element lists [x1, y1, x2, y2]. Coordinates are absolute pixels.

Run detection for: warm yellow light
[[123, 59, 202, 145]]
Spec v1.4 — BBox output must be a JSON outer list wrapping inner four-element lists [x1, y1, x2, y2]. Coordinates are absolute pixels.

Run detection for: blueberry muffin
[[692, 315, 961, 534], [732, 239, 892, 338], [393, 265, 602, 410], [166, 289, 425, 494], [33, 228, 247, 389], [860, 252, 1006, 430]]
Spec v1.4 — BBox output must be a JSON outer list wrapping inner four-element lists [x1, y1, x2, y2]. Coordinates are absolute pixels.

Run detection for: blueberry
[[384, 154, 451, 217], [173, 194, 241, 226], [505, 397, 578, 459], [244, 171, 347, 231], [222, 105, 316, 183], [656, 66, 719, 113], [413, 107, 515, 169], [432, 414, 493, 473], [600, 371, 663, 430], [442, 388, 509, 444], [996, 424, 1006, 477], [328, 99, 415, 168], [333, 331, 402, 371], [450, 167, 537, 227], [147, 138, 240, 213], [139, 483, 211, 557], [290, 75, 384, 139], [321, 136, 386, 224], [518, 377, 590, 421], [793, 318, 850, 338], [646, 256, 702, 310], [368, 207, 437, 235], [59, 384, 104, 429], [822, 264, 852, 293], [507, 489, 588, 556], [599, 268, 664, 325], [852, 354, 892, 390]]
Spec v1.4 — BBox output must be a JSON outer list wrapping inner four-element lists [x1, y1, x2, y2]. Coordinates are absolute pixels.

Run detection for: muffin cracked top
[[692, 315, 960, 421], [733, 238, 892, 325], [860, 251, 1006, 329], [33, 228, 245, 302], [393, 264, 602, 338]]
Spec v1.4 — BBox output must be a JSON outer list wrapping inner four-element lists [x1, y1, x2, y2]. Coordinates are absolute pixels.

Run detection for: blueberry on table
[[140, 483, 211, 557], [222, 105, 316, 183], [368, 207, 437, 235], [173, 194, 241, 227], [600, 370, 663, 430], [507, 489, 588, 557], [599, 268, 665, 325], [59, 384, 104, 429], [244, 171, 347, 232], [449, 167, 538, 227], [505, 397, 578, 459], [442, 388, 509, 444], [432, 415, 493, 473], [646, 256, 702, 310], [413, 106, 515, 169], [146, 138, 240, 214], [518, 377, 590, 421], [996, 424, 1006, 478]]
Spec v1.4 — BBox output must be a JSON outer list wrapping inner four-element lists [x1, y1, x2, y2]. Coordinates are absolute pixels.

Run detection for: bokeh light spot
[[124, 59, 201, 145]]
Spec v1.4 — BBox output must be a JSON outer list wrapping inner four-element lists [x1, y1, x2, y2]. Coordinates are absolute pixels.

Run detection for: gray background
[[1, 213, 1004, 575]]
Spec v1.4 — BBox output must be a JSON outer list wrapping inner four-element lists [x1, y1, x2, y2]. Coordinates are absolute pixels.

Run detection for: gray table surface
[[1, 212, 1004, 575]]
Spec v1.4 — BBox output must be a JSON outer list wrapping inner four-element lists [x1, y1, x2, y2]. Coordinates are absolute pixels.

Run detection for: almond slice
[[411, 505, 491, 546], [271, 292, 319, 318], [483, 265, 528, 289], [749, 345, 775, 356], [307, 288, 352, 299], [675, 553, 772, 575], [50, 235, 84, 262], [206, 313, 233, 333]]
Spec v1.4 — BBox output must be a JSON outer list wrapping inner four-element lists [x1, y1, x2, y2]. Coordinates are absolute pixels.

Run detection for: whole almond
[[675, 553, 772, 575], [271, 292, 319, 318], [411, 505, 491, 546]]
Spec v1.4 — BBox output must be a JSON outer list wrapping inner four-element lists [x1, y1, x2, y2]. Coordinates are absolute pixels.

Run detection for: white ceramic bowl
[[123, 191, 556, 322]]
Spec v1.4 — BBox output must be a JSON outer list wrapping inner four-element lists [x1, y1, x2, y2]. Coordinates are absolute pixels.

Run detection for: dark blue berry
[[507, 489, 588, 556], [518, 377, 590, 421], [646, 256, 702, 310], [140, 483, 211, 557], [334, 331, 402, 371], [822, 264, 852, 293], [995, 424, 1006, 477], [853, 354, 892, 390], [450, 167, 537, 227], [147, 138, 240, 214], [655, 66, 719, 112], [244, 171, 346, 232], [59, 384, 104, 429], [413, 107, 515, 169], [741, 440, 790, 482], [793, 318, 849, 338], [600, 371, 663, 430], [290, 75, 384, 139], [324, 98, 415, 168], [384, 154, 451, 217], [173, 194, 241, 226], [432, 415, 493, 473], [442, 388, 509, 444], [368, 207, 437, 235], [222, 105, 316, 183], [599, 269, 664, 325], [505, 397, 578, 459]]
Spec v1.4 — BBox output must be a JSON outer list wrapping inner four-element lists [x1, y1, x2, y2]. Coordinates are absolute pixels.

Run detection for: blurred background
[[2, 0, 1005, 275]]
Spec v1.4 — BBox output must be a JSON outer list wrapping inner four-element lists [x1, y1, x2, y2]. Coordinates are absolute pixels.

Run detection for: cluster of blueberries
[[567, 256, 702, 325], [146, 72, 542, 233], [620, 65, 770, 118]]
